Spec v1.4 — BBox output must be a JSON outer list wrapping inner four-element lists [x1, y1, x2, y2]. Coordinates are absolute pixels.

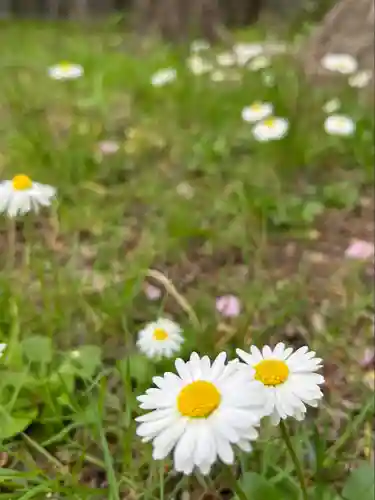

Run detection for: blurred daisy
[[0, 175, 56, 218], [191, 40, 210, 52], [321, 53, 357, 75], [236, 343, 324, 425], [136, 351, 266, 475], [233, 43, 264, 65], [322, 98, 341, 113], [216, 295, 241, 318], [248, 55, 271, 71], [151, 68, 177, 87], [0, 344, 7, 359], [242, 102, 273, 123], [48, 62, 83, 80], [216, 52, 237, 67], [252, 117, 289, 142], [187, 55, 213, 75], [210, 70, 240, 83], [137, 318, 183, 359], [324, 115, 355, 136], [144, 283, 162, 301], [348, 70, 373, 88]]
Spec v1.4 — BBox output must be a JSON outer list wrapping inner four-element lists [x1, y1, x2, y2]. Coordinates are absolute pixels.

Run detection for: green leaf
[[343, 462, 375, 500], [0, 408, 38, 440], [70, 345, 102, 379], [241, 472, 283, 500], [128, 354, 155, 385], [21, 336, 52, 363]]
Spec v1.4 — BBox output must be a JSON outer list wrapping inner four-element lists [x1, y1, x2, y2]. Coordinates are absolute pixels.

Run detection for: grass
[[0, 19, 374, 500]]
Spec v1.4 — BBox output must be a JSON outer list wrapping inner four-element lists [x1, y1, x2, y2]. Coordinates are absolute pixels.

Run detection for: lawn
[[0, 20, 374, 500]]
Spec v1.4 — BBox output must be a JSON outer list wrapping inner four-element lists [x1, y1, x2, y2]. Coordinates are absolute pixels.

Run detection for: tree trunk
[[133, 0, 263, 43], [303, 0, 375, 76]]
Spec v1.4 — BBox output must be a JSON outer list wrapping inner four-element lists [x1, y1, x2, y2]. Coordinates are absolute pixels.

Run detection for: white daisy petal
[[321, 53, 357, 74], [348, 70, 372, 88], [151, 68, 176, 87]]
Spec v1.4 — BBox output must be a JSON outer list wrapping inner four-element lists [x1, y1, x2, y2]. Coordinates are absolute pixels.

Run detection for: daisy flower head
[[322, 98, 341, 114], [151, 68, 177, 87], [0, 175, 56, 218], [190, 40, 210, 53], [252, 117, 289, 142], [242, 102, 274, 123], [136, 352, 266, 475], [321, 53, 358, 75], [348, 70, 373, 88], [0, 343, 7, 359], [48, 62, 84, 80], [187, 55, 213, 75], [216, 51, 237, 67], [236, 343, 324, 425], [324, 114, 355, 136], [233, 43, 264, 65], [137, 318, 184, 359], [248, 55, 271, 71]]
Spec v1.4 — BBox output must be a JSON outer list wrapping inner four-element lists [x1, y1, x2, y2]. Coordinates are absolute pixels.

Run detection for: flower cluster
[[135, 319, 324, 476]]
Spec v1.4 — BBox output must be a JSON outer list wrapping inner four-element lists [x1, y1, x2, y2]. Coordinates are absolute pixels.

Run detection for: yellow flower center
[[59, 62, 72, 70], [12, 175, 32, 191], [263, 118, 275, 128], [251, 103, 263, 111], [177, 380, 221, 418], [254, 359, 289, 386], [153, 328, 169, 341]]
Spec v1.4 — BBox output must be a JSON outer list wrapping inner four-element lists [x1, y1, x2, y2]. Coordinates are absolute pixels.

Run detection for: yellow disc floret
[[177, 381, 221, 418]]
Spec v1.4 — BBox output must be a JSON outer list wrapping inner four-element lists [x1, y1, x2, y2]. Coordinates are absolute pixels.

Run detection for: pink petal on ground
[[98, 140, 120, 155], [216, 295, 241, 317], [144, 283, 162, 300], [360, 348, 375, 369], [345, 240, 374, 260]]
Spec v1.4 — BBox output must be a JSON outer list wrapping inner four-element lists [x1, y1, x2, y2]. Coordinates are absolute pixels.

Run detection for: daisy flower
[[137, 318, 184, 359], [0, 344, 7, 359], [187, 55, 213, 75], [345, 239, 374, 260], [236, 343, 324, 425], [233, 43, 264, 65], [0, 175, 56, 218], [248, 55, 271, 71], [320, 53, 358, 75], [252, 117, 289, 142], [48, 62, 84, 80], [97, 140, 120, 155], [322, 98, 341, 113], [136, 352, 266, 475], [242, 102, 274, 123], [348, 70, 373, 88], [151, 68, 177, 87], [190, 40, 210, 53], [324, 115, 355, 136], [216, 52, 237, 67]]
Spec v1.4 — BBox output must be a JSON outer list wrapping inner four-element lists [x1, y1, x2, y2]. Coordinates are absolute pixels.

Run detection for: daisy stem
[[227, 466, 249, 500], [6, 218, 16, 270], [280, 421, 309, 500]]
